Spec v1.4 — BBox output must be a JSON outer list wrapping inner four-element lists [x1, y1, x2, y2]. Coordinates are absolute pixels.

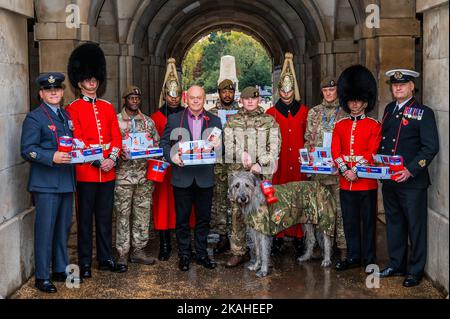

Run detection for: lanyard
[[40, 104, 62, 143], [321, 107, 340, 131], [125, 112, 147, 139]]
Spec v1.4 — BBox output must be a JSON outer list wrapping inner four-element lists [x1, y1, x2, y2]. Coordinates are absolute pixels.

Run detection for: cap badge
[[48, 75, 56, 84], [394, 71, 403, 80]]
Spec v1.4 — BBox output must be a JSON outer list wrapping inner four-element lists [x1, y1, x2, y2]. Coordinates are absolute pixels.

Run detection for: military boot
[[213, 234, 230, 255], [117, 253, 129, 272], [158, 230, 172, 261], [293, 237, 305, 258], [271, 237, 284, 256], [130, 248, 157, 265]]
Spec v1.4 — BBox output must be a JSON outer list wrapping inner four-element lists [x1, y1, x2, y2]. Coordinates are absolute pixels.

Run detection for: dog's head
[[228, 171, 264, 212]]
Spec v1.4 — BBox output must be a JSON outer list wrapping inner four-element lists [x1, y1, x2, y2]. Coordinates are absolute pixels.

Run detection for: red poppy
[[402, 118, 409, 126], [48, 125, 56, 132]]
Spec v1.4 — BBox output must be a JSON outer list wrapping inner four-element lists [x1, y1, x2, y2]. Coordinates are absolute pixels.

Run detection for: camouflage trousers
[[324, 183, 346, 249], [211, 164, 231, 236], [114, 182, 154, 256]]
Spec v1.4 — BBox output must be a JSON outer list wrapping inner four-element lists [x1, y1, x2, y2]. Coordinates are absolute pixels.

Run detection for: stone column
[[417, 0, 449, 294], [0, 0, 35, 298]]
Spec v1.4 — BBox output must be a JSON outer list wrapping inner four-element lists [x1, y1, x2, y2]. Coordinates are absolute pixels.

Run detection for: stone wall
[[0, 0, 35, 298], [417, 0, 449, 294]]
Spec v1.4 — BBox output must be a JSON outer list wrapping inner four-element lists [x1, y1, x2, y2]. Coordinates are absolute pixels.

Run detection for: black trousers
[[382, 185, 427, 276], [173, 182, 214, 258], [340, 189, 378, 262], [76, 181, 115, 265]]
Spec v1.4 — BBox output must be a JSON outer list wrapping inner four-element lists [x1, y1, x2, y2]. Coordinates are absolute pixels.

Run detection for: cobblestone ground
[[11, 219, 446, 299]]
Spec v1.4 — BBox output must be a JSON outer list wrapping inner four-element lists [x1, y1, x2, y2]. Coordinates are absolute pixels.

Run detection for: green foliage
[[182, 31, 272, 93]]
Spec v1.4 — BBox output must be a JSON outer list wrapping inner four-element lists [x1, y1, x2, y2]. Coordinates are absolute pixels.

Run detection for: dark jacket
[[379, 98, 439, 189], [160, 108, 222, 188], [21, 104, 76, 193]]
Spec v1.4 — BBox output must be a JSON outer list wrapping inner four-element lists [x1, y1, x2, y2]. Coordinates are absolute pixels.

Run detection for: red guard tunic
[[331, 114, 382, 191], [266, 100, 309, 238], [66, 95, 122, 183], [151, 106, 195, 230]]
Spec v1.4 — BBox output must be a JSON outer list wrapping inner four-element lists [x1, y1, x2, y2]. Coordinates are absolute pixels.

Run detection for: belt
[[89, 143, 111, 151], [344, 156, 363, 162]]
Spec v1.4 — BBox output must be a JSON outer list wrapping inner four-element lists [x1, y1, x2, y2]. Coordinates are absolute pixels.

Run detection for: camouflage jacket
[[116, 108, 160, 185], [209, 100, 240, 174], [208, 100, 240, 116], [304, 99, 345, 185], [246, 180, 337, 236], [224, 107, 281, 178]]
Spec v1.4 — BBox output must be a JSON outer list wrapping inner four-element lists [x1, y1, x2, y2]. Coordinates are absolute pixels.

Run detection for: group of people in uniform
[[21, 42, 439, 294]]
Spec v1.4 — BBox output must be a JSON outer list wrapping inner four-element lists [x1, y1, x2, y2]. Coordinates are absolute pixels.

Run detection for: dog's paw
[[247, 263, 260, 271], [321, 259, 332, 268], [256, 270, 269, 278], [297, 255, 310, 263]]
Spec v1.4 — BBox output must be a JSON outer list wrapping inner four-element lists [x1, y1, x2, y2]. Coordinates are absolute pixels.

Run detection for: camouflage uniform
[[246, 181, 336, 236], [115, 109, 159, 256], [304, 98, 347, 249], [209, 100, 240, 236], [224, 106, 281, 256]]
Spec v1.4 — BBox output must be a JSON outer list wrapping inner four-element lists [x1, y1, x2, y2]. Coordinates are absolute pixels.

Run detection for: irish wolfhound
[[229, 171, 335, 277], [228, 171, 272, 277]]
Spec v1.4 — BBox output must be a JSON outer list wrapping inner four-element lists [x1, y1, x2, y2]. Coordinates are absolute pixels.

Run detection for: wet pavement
[[11, 219, 446, 299]]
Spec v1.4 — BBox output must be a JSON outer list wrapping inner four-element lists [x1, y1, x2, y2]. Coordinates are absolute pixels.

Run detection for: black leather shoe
[[80, 264, 92, 278], [196, 256, 217, 269], [376, 267, 406, 278], [98, 259, 127, 273], [403, 274, 422, 287], [179, 256, 190, 272], [35, 279, 57, 293], [335, 258, 361, 271]]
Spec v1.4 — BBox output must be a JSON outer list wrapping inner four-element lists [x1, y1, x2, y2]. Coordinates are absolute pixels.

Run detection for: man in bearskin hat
[[66, 43, 125, 278], [150, 58, 186, 261], [376, 69, 439, 287], [266, 53, 309, 258], [331, 65, 382, 272]]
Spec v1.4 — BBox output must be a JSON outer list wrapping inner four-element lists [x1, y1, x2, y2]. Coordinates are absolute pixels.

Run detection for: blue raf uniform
[[377, 69, 439, 287], [20, 73, 76, 292]]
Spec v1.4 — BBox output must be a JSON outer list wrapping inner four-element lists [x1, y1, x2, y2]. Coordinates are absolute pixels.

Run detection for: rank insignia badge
[[30, 152, 37, 159], [419, 159, 426, 168]]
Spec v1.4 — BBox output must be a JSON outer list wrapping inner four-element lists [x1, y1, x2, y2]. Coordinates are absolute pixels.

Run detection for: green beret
[[218, 79, 235, 91], [240, 87, 259, 99]]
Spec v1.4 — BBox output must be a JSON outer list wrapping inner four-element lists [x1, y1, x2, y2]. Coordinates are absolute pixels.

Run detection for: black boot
[[293, 237, 305, 258], [158, 230, 172, 261], [271, 237, 284, 256]]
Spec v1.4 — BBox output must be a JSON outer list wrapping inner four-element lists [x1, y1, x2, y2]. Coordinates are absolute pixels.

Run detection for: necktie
[[57, 109, 65, 122]]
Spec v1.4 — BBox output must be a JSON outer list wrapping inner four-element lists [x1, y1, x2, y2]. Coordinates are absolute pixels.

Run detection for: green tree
[[182, 31, 272, 93]]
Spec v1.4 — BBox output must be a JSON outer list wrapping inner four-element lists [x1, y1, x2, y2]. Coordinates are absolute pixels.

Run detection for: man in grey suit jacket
[[160, 85, 222, 272]]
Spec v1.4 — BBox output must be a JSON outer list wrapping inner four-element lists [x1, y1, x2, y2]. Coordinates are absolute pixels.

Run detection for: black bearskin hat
[[337, 64, 377, 113], [68, 42, 106, 88]]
